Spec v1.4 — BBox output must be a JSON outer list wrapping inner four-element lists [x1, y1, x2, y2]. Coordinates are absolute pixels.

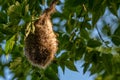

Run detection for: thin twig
[[95, 26, 109, 47], [44, 0, 59, 15]]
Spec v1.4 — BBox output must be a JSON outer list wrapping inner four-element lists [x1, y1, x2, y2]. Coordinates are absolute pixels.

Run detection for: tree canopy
[[0, 0, 120, 80]]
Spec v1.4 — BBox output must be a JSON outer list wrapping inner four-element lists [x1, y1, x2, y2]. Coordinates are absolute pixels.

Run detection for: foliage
[[0, 0, 120, 80]]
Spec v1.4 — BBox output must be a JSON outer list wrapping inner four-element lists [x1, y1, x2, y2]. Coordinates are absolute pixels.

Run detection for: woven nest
[[24, 0, 58, 68]]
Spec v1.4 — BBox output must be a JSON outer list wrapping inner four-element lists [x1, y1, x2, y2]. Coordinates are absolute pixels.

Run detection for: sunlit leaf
[[5, 35, 16, 54], [7, 1, 22, 22], [10, 57, 22, 69], [24, 4, 29, 16]]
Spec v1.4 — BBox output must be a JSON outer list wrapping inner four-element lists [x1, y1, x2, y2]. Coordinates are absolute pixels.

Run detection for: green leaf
[[44, 67, 59, 80], [66, 14, 75, 33], [111, 36, 120, 46], [91, 51, 100, 64], [102, 25, 111, 36], [90, 63, 103, 75], [0, 32, 5, 42], [5, 35, 16, 54], [58, 52, 68, 72], [65, 61, 77, 71], [111, 26, 120, 46], [58, 52, 69, 62], [31, 69, 43, 80], [112, 55, 120, 68], [10, 57, 22, 69], [24, 4, 29, 16], [91, 0, 105, 26], [65, 0, 84, 7], [84, 50, 100, 64], [0, 12, 7, 23], [75, 38, 86, 60], [109, 3, 118, 16], [115, 47, 120, 54], [0, 24, 20, 35], [10, 57, 31, 79], [51, 63, 58, 73], [58, 32, 70, 50], [85, 22, 92, 30], [28, 0, 41, 14], [92, 12, 100, 26], [101, 54, 113, 74], [80, 29, 90, 40], [40, 77, 49, 80], [0, 47, 2, 54], [75, 46, 86, 60], [82, 62, 90, 74], [87, 39, 102, 48], [114, 26, 120, 36], [7, 1, 22, 22]]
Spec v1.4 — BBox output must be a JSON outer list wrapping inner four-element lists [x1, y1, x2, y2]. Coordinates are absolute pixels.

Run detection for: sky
[[0, 0, 96, 79], [0, 54, 96, 80], [58, 60, 96, 80], [1, 0, 120, 80]]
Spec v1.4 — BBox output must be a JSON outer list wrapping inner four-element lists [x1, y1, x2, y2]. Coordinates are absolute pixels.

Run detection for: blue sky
[[58, 60, 96, 80], [0, 55, 96, 80], [1, 0, 120, 80]]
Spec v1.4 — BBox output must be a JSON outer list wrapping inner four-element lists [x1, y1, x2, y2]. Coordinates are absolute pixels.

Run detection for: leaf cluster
[[0, 0, 120, 80]]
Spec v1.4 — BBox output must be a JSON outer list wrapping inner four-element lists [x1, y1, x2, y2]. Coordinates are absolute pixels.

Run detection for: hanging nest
[[24, 0, 58, 68]]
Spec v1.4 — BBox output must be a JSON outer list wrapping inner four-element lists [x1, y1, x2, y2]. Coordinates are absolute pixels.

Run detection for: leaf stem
[[96, 26, 109, 47]]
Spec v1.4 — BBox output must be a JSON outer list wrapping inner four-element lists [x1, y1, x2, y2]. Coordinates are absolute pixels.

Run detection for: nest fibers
[[24, 0, 58, 69]]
